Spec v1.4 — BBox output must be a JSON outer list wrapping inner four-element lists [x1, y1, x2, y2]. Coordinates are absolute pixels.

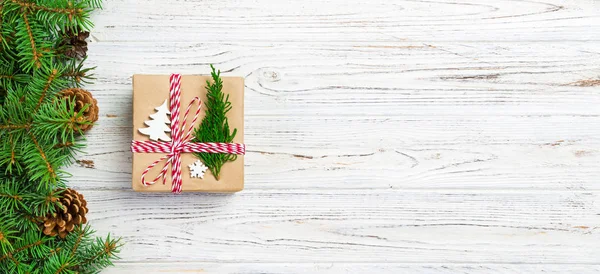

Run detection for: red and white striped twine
[[131, 74, 246, 193]]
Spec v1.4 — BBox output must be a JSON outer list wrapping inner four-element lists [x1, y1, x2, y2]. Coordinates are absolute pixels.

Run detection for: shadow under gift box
[[132, 75, 244, 192]]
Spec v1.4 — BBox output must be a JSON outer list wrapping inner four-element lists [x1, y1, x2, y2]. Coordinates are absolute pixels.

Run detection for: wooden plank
[[104, 263, 600, 274], [84, 41, 600, 117], [85, 189, 600, 263], [90, 0, 600, 42], [68, 115, 600, 190]]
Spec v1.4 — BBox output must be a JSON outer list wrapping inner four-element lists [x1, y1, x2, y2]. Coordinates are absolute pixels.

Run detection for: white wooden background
[[67, 0, 600, 273]]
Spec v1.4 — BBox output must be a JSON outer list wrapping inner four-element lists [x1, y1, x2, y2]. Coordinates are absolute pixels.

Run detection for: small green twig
[[192, 65, 238, 180]]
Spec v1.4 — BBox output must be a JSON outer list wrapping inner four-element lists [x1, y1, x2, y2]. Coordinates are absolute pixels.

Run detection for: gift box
[[131, 73, 244, 193]]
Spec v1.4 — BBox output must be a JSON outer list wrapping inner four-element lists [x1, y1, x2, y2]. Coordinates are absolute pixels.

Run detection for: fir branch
[[54, 261, 70, 274], [49, 247, 61, 255], [44, 251, 77, 274], [192, 65, 238, 180], [78, 235, 120, 272], [27, 130, 57, 181], [0, 217, 18, 255], [20, 12, 42, 69], [0, 0, 121, 272], [26, 66, 68, 114], [0, 240, 43, 263], [7, 133, 20, 174], [43, 189, 58, 207], [0, 62, 30, 90], [62, 57, 95, 86], [0, 179, 25, 212], [33, 68, 59, 114], [0, 251, 18, 266], [0, 192, 23, 214], [0, 2, 5, 47], [0, 192, 21, 200], [0, 123, 30, 129], [53, 142, 73, 148], [11, 0, 82, 18], [69, 229, 84, 257]]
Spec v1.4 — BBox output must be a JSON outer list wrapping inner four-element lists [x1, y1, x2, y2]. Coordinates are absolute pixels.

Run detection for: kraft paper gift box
[[132, 75, 244, 192]]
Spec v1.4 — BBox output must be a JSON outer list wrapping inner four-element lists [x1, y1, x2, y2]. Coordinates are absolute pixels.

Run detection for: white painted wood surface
[[69, 0, 600, 272]]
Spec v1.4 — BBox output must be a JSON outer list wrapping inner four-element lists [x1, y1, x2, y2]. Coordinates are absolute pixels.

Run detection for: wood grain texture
[[104, 263, 600, 274], [85, 189, 600, 264], [89, 0, 600, 42], [84, 41, 600, 117], [70, 0, 600, 272]]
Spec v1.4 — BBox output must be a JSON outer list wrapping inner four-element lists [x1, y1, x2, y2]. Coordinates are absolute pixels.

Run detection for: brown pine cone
[[61, 88, 99, 132], [43, 188, 89, 239], [61, 30, 90, 59]]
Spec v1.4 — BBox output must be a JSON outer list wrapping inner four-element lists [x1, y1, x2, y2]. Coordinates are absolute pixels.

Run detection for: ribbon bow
[[131, 74, 246, 193]]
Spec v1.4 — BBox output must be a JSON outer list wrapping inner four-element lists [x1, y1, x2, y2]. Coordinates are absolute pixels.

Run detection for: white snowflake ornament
[[189, 160, 208, 179]]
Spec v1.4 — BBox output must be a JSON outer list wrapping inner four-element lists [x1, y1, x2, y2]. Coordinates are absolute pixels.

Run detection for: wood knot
[[76, 159, 95, 168], [569, 79, 600, 87], [259, 69, 281, 82]]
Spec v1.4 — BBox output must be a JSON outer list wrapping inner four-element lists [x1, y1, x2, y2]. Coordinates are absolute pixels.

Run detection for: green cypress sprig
[[192, 65, 238, 180]]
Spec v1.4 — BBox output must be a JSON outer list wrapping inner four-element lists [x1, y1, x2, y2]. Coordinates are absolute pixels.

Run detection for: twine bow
[[131, 74, 246, 193]]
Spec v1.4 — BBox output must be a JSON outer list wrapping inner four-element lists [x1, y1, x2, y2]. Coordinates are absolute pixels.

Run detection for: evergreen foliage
[[192, 65, 238, 180], [0, 0, 120, 273]]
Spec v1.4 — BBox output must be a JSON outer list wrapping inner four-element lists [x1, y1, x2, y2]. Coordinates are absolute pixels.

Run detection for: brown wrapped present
[[132, 73, 244, 193]]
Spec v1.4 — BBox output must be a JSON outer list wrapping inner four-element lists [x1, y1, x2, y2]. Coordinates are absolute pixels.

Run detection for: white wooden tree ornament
[[138, 99, 172, 141], [189, 160, 208, 179]]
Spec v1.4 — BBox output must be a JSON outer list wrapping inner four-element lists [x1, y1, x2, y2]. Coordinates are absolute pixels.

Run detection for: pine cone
[[61, 88, 99, 132], [43, 188, 89, 239], [61, 30, 90, 59]]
